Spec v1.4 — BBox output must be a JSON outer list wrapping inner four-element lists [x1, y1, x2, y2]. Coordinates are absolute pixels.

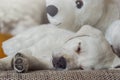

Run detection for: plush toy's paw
[[13, 53, 29, 73]]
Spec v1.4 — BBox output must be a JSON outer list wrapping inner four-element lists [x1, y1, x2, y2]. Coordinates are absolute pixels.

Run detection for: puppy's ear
[[76, 25, 103, 38], [96, 0, 119, 33]]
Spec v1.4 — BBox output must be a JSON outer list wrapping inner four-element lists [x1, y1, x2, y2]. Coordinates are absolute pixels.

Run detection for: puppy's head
[[52, 25, 115, 70], [46, 0, 105, 31]]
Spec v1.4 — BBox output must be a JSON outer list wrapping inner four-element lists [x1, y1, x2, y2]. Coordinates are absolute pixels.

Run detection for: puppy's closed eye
[[75, 42, 81, 54]]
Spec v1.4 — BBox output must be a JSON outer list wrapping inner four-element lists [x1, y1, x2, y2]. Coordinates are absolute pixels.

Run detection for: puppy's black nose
[[52, 56, 67, 69], [47, 5, 58, 17]]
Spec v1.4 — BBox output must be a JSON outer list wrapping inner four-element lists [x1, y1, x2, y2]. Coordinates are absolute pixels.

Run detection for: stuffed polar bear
[[46, 0, 120, 57], [1, 24, 119, 72], [0, 0, 48, 35]]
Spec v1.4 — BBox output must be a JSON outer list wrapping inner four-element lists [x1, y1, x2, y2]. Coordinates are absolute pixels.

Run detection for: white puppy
[[53, 25, 117, 70], [1, 24, 119, 73]]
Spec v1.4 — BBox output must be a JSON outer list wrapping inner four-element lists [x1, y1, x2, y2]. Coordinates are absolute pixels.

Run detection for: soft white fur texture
[[46, 0, 120, 60], [0, 0, 48, 35], [106, 20, 120, 57], [46, 0, 120, 33], [3, 24, 74, 56], [1, 24, 119, 72]]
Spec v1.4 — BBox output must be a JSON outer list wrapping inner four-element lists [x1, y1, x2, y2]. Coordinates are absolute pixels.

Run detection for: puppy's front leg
[[13, 51, 50, 73], [13, 52, 30, 73], [0, 56, 13, 70]]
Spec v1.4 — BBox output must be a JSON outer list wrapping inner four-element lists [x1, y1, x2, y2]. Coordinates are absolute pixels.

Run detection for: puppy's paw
[[13, 53, 29, 73]]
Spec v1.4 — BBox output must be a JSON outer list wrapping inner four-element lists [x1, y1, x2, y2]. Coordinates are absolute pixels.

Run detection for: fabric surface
[[0, 70, 120, 80]]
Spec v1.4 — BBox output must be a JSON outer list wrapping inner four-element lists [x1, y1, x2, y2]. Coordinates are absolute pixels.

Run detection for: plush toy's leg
[[105, 20, 120, 57], [0, 56, 13, 70], [13, 52, 51, 73]]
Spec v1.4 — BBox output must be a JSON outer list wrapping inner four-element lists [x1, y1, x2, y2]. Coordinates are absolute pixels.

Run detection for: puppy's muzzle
[[52, 56, 67, 69]]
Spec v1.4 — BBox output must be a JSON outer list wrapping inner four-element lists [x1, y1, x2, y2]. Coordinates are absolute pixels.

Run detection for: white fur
[[53, 25, 116, 70], [46, 0, 104, 31], [106, 20, 120, 57], [2, 24, 74, 56], [0, 0, 48, 35], [1, 25, 118, 71], [46, 0, 120, 33], [46, 0, 120, 63]]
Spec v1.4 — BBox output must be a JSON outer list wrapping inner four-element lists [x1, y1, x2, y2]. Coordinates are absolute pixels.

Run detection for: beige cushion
[[0, 70, 120, 80]]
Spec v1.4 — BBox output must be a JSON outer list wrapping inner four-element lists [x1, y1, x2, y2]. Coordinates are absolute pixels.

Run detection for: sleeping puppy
[[0, 24, 119, 73], [52, 25, 117, 70]]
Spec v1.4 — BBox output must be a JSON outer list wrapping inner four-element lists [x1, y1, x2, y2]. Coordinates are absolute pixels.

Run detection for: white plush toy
[[0, 0, 48, 35], [106, 20, 120, 57], [1, 24, 119, 72], [46, 0, 120, 58], [46, 0, 120, 33]]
